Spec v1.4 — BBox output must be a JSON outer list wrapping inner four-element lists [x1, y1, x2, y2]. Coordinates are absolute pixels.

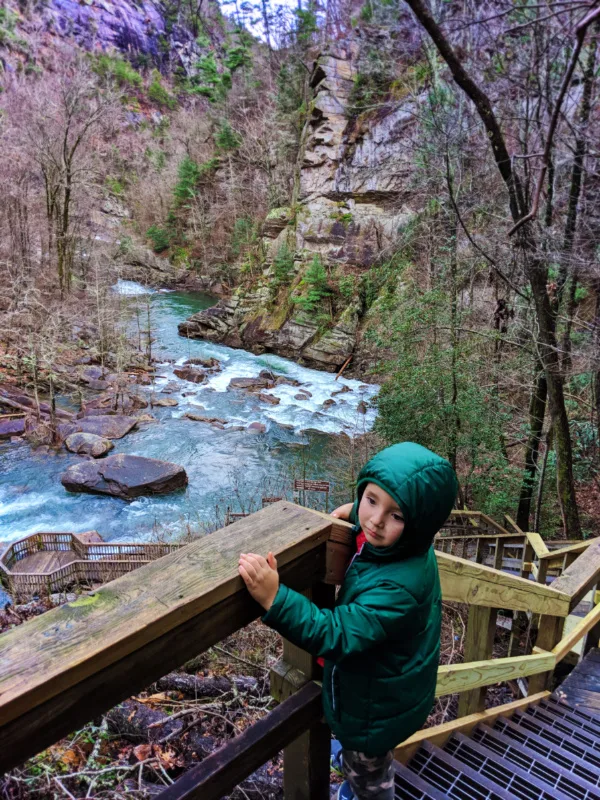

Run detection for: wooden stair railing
[[1, 503, 599, 800]]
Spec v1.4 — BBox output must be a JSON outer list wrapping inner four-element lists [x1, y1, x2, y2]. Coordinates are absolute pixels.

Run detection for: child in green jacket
[[239, 442, 458, 800]]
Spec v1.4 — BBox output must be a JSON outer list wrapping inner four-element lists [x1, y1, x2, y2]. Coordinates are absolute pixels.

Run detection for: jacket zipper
[[331, 665, 337, 712]]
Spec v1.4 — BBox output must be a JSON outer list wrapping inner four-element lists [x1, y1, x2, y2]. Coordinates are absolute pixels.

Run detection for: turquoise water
[[0, 283, 378, 555]]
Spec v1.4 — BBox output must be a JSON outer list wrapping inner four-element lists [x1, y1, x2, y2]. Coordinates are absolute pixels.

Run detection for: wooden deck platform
[[10, 550, 79, 574]]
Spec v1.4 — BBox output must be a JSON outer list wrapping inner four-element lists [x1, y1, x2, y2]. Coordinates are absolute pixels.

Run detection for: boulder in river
[[184, 357, 221, 371], [332, 385, 352, 395], [185, 413, 227, 425], [259, 392, 280, 405], [151, 396, 179, 407], [0, 417, 26, 439], [65, 432, 114, 458], [174, 366, 207, 384], [61, 454, 188, 499], [59, 415, 138, 441], [246, 422, 266, 433], [228, 377, 273, 391], [322, 399, 337, 409], [275, 376, 301, 387]]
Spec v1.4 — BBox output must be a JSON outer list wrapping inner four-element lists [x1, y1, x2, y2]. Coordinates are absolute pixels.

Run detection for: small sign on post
[[293, 479, 331, 511]]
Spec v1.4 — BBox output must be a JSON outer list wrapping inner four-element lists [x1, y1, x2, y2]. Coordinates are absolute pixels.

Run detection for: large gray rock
[[59, 415, 138, 441], [150, 396, 179, 407], [0, 418, 26, 439], [173, 366, 207, 384], [227, 377, 273, 391], [65, 432, 114, 458], [61, 454, 188, 499]]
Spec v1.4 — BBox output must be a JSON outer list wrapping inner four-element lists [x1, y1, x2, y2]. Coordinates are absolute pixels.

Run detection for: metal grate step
[[471, 722, 600, 800], [444, 731, 571, 800], [393, 759, 449, 799], [493, 714, 600, 778], [541, 699, 600, 733], [408, 740, 513, 799], [522, 706, 600, 750], [507, 710, 600, 762]]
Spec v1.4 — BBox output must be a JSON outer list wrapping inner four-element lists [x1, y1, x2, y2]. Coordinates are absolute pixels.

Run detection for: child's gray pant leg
[[341, 749, 394, 800]]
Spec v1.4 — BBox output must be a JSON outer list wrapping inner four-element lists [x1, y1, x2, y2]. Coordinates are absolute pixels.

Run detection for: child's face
[[358, 483, 405, 548]]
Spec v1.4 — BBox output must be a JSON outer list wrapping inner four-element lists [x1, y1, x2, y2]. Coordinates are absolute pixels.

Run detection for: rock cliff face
[[1, 0, 225, 74], [179, 39, 417, 375]]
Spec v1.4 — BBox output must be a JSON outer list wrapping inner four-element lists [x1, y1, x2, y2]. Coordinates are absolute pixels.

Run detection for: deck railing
[[0, 533, 180, 599], [1, 502, 599, 800]]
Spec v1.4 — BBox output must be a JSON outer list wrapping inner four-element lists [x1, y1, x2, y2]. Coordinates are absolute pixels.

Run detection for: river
[[0, 282, 378, 554]]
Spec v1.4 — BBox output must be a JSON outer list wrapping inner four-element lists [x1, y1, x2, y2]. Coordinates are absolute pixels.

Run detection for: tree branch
[[509, 5, 600, 235]]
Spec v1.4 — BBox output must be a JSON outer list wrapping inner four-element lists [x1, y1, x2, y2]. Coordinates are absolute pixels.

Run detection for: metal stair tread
[[542, 698, 600, 730], [521, 706, 600, 745], [471, 721, 600, 799], [492, 714, 600, 773], [442, 730, 572, 800], [408, 740, 514, 799], [393, 759, 450, 799]]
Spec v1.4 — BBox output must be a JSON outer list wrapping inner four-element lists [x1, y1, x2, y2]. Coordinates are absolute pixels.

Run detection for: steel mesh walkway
[[398, 648, 600, 799]]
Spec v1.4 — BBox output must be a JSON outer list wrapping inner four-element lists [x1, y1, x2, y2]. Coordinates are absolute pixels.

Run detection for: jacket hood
[[350, 442, 458, 560]]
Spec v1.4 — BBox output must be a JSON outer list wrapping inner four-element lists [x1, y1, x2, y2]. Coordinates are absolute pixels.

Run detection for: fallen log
[[0, 387, 74, 420], [106, 700, 184, 743], [156, 673, 259, 698]]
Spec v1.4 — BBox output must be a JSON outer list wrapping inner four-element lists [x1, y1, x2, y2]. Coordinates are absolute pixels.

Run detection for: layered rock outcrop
[[179, 40, 416, 374]]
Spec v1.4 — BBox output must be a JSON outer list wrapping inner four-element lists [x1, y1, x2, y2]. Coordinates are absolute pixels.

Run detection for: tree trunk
[[527, 263, 581, 537], [517, 365, 547, 530], [401, 0, 582, 537]]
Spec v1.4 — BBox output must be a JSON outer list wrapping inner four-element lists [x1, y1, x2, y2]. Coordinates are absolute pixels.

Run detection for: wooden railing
[[0, 533, 180, 599], [1, 502, 599, 800]]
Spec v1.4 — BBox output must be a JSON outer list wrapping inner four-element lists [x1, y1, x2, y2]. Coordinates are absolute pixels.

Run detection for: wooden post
[[582, 581, 600, 659], [457, 604, 498, 716], [457, 542, 496, 717], [521, 539, 534, 580], [277, 582, 335, 800], [493, 538, 505, 571], [528, 615, 563, 694]]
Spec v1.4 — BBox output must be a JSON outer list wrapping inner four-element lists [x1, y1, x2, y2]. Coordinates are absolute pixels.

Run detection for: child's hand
[[331, 502, 353, 520], [238, 551, 279, 611]]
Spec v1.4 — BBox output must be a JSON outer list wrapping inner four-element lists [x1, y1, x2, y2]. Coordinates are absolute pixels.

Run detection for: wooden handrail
[[525, 531, 549, 559], [436, 552, 570, 615], [1, 499, 598, 796], [0, 502, 334, 773], [538, 535, 600, 562], [436, 651, 556, 697]]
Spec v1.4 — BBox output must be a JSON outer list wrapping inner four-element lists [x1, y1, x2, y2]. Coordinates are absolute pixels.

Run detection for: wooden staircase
[[394, 649, 600, 799]]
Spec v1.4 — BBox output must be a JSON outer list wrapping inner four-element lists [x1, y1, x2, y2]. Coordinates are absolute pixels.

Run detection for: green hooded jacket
[[262, 442, 458, 755]]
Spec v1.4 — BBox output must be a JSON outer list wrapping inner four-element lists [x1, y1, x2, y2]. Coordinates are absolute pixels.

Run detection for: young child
[[239, 441, 458, 800]]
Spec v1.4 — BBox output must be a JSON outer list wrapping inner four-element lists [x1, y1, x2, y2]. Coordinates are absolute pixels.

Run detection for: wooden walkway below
[[10, 550, 78, 574]]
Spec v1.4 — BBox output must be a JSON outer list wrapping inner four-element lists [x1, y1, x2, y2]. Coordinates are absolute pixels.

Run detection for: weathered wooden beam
[[301, 507, 354, 584], [436, 552, 571, 616], [551, 602, 600, 662], [551, 540, 600, 609], [394, 691, 550, 764], [526, 532, 549, 559], [539, 536, 600, 562], [0, 502, 332, 772], [436, 652, 556, 698], [156, 682, 324, 800]]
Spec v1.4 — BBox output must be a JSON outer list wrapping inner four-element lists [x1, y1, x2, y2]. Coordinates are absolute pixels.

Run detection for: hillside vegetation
[[0, 0, 599, 539]]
